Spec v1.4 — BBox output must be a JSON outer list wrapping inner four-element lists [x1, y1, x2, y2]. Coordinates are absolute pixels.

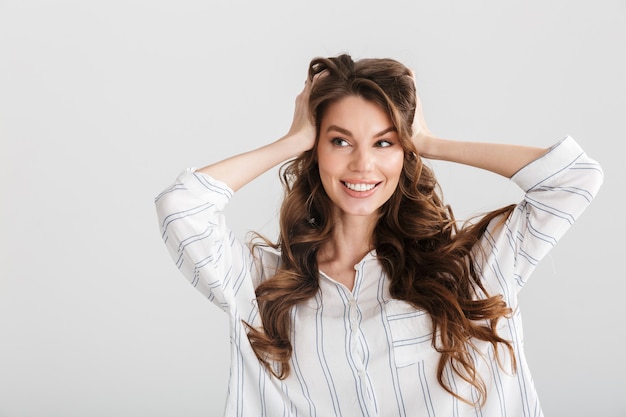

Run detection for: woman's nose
[[349, 148, 374, 172]]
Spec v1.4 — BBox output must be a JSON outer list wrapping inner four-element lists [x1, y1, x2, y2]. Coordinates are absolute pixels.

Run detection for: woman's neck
[[317, 214, 376, 290]]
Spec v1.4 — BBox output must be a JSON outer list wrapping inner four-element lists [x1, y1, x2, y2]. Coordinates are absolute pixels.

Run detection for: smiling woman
[[317, 96, 404, 220], [155, 53, 603, 416], [315, 96, 405, 290]]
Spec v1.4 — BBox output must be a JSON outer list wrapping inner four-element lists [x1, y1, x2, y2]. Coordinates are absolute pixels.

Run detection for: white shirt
[[155, 136, 603, 417]]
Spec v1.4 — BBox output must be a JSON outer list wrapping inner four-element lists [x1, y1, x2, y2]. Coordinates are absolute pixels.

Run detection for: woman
[[155, 54, 603, 416]]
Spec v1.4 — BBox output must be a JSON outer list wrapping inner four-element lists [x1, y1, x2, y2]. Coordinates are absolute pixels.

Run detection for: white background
[[1, 0, 624, 416]]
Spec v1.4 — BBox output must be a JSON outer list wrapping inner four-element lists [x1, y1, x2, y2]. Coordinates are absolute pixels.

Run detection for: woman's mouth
[[342, 181, 380, 192]]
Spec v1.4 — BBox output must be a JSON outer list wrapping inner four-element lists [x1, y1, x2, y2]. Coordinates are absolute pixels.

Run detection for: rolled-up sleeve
[[155, 169, 256, 313], [483, 136, 604, 293]]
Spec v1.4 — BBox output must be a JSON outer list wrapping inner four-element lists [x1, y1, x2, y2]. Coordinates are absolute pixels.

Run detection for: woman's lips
[[341, 180, 381, 197]]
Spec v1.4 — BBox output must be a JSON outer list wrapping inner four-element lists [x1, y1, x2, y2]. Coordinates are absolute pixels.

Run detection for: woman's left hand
[[410, 71, 433, 157]]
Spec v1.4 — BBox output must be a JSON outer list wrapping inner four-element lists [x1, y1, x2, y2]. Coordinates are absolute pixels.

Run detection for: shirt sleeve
[[481, 136, 604, 293], [154, 169, 258, 314]]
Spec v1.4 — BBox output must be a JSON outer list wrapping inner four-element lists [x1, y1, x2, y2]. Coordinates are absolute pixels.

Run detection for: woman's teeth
[[344, 182, 376, 192]]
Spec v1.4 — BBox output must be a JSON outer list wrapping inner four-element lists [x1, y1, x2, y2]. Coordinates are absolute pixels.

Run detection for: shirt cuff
[[176, 168, 235, 211], [510, 136, 584, 192]]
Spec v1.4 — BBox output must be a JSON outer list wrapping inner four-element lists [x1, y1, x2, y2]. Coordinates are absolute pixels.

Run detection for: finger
[[299, 77, 312, 96], [408, 69, 419, 90], [311, 69, 328, 84]]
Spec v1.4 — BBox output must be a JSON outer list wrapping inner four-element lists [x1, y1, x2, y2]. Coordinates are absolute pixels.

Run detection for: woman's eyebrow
[[374, 127, 397, 137], [326, 125, 353, 137], [325, 125, 396, 137]]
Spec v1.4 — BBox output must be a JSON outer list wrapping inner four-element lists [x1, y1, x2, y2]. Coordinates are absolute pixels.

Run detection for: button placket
[[348, 297, 358, 332], [346, 295, 367, 376]]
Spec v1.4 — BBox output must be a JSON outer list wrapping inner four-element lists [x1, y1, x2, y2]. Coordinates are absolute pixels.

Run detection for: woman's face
[[316, 95, 404, 222]]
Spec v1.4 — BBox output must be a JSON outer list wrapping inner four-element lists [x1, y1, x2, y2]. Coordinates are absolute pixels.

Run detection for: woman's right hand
[[283, 74, 319, 153], [197, 73, 323, 191]]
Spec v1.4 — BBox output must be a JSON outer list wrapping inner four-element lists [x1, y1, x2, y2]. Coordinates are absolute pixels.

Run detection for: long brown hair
[[246, 54, 516, 406]]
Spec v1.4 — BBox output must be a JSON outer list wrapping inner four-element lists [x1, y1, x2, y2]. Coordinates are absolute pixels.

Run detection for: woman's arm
[[198, 78, 316, 191], [154, 77, 317, 311], [416, 136, 548, 179], [410, 78, 548, 178]]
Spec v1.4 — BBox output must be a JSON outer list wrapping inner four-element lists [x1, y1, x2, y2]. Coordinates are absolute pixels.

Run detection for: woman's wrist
[[414, 133, 438, 159], [278, 130, 315, 158]]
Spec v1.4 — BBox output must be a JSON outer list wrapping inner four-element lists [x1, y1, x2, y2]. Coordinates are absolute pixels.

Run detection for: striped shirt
[[155, 136, 603, 417]]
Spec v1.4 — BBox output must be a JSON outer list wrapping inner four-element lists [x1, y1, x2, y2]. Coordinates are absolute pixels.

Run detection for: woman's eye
[[376, 139, 393, 148], [331, 137, 349, 147]]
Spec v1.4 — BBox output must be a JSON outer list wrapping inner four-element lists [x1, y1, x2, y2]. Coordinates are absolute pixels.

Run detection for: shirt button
[[357, 369, 366, 377], [351, 323, 357, 332]]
